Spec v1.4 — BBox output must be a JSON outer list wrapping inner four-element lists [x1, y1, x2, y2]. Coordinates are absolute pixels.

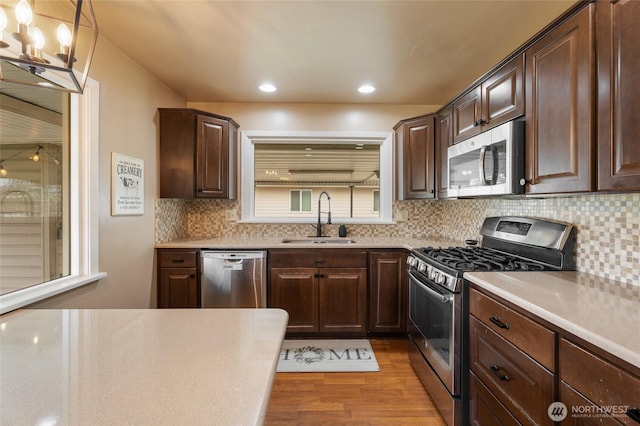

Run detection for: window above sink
[[240, 130, 393, 224]]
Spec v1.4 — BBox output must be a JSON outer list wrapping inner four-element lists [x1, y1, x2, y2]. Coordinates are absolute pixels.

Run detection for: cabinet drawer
[[560, 381, 623, 426], [269, 249, 367, 268], [470, 315, 555, 425], [560, 338, 640, 422], [158, 250, 198, 268], [469, 371, 520, 426], [469, 287, 556, 370]]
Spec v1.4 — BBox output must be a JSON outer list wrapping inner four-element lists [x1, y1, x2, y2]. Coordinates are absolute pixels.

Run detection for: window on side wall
[[0, 78, 104, 315]]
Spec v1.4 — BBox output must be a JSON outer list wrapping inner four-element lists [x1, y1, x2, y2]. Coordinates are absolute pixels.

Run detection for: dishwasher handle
[[201, 251, 266, 260]]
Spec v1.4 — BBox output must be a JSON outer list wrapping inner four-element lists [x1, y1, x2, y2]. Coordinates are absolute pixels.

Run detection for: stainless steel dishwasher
[[200, 251, 267, 308]]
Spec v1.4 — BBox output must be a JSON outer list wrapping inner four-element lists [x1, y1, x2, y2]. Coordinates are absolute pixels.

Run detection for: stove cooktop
[[416, 246, 550, 273]]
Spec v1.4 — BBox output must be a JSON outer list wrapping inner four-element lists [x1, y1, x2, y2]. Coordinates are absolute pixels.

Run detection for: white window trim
[[241, 130, 394, 224], [0, 79, 106, 315]]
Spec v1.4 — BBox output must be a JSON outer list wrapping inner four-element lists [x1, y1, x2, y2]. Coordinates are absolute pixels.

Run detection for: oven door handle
[[409, 271, 453, 304]]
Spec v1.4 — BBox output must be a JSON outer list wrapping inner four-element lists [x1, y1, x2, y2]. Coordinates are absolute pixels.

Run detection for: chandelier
[[0, 0, 98, 94]]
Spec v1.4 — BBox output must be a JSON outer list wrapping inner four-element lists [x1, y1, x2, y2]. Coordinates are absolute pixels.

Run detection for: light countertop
[[465, 271, 640, 369], [155, 235, 462, 250], [0, 308, 289, 425]]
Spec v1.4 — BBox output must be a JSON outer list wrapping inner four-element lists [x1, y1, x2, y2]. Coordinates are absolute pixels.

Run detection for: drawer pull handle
[[490, 316, 510, 329], [314, 259, 326, 264], [490, 365, 510, 382], [171, 259, 185, 263], [627, 408, 640, 423]]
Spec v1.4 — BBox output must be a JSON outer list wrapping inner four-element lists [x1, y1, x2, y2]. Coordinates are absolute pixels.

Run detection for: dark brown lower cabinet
[[469, 371, 519, 426], [368, 250, 408, 334], [157, 249, 199, 308], [559, 338, 640, 426], [268, 249, 368, 337], [469, 315, 555, 425]]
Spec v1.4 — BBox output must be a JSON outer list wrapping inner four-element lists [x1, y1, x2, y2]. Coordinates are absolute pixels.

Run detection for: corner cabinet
[[452, 54, 525, 144], [268, 249, 368, 337], [158, 108, 238, 199], [394, 114, 436, 200], [524, 5, 595, 194], [596, 0, 640, 192], [368, 250, 408, 335], [157, 249, 200, 308]]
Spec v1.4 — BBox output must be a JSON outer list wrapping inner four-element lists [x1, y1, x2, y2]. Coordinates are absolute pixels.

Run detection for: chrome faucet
[[315, 191, 332, 237]]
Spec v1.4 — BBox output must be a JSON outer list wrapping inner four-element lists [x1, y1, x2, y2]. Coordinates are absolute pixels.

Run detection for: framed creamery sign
[[111, 153, 144, 216]]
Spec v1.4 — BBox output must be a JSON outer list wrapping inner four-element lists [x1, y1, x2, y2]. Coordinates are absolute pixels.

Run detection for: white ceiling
[[91, 0, 575, 105]]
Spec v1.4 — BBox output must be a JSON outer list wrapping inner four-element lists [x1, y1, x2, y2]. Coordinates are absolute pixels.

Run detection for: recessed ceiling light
[[259, 83, 277, 93], [358, 84, 376, 94]]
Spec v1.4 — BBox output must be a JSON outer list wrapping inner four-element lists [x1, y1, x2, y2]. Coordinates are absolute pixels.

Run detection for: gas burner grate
[[419, 247, 551, 272]]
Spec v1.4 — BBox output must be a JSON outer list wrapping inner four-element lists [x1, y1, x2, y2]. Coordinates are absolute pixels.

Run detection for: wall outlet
[[225, 210, 239, 221], [394, 209, 408, 222]]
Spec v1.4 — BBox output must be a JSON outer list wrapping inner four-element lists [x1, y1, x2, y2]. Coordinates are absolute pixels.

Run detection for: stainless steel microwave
[[447, 121, 525, 197]]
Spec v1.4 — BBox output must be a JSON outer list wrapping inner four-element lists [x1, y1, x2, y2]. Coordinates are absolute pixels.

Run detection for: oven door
[[408, 269, 461, 396]]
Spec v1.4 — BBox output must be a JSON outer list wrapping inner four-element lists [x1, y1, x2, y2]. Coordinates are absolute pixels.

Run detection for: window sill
[[0, 273, 107, 315]]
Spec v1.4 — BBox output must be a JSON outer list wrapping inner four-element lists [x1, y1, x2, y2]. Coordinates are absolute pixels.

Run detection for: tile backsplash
[[156, 193, 639, 287]]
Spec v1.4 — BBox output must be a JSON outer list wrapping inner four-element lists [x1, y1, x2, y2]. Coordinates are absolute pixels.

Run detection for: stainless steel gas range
[[407, 216, 576, 425]]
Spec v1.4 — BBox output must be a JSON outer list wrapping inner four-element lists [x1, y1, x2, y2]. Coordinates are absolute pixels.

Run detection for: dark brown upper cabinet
[[596, 0, 640, 192], [525, 5, 595, 195], [159, 108, 238, 199], [453, 54, 525, 144], [394, 114, 436, 200], [436, 106, 453, 199]]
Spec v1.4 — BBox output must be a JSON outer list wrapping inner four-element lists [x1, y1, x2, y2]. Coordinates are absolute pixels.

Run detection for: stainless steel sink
[[281, 238, 356, 244]]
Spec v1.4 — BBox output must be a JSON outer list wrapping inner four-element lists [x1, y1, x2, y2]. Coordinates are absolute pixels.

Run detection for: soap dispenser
[[338, 224, 347, 237]]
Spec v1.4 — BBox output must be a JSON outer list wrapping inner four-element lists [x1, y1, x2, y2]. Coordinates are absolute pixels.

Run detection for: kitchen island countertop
[[465, 271, 640, 369], [0, 308, 289, 425]]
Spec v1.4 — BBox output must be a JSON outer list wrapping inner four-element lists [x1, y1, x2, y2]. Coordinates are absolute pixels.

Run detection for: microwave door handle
[[479, 145, 498, 185], [487, 145, 499, 185], [479, 145, 489, 185]]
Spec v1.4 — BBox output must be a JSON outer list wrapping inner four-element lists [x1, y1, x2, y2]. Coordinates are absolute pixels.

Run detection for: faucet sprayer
[[315, 191, 332, 237]]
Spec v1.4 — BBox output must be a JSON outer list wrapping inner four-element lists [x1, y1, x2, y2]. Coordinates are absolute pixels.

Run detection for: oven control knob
[[435, 274, 446, 285], [417, 262, 427, 273], [406, 256, 415, 267]]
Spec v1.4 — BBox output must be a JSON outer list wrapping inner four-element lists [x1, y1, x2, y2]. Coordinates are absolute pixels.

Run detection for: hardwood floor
[[265, 338, 446, 425]]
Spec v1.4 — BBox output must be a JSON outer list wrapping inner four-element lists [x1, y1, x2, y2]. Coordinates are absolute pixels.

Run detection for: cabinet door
[[318, 268, 367, 335], [158, 268, 198, 308], [368, 251, 407, 334], [269, 268, 318, 333], [453, 86, 482, 143], [525, 5, 595, 194], [196, 115, 232, 198], [481, 54, 525, 129], [398, 115, 436, 199], [436, 106, 453, 198], [597, 0, 640, 191]]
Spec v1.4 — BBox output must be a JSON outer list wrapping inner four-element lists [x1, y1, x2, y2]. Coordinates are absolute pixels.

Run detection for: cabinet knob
[[474, 119, 486, 126], [197, 188, 203, 192]]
